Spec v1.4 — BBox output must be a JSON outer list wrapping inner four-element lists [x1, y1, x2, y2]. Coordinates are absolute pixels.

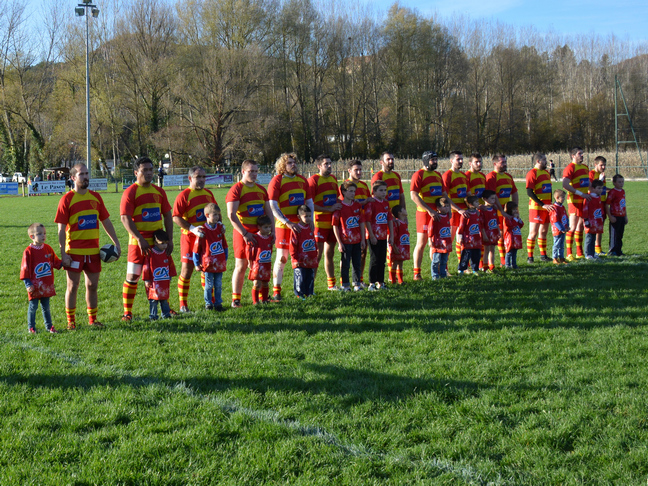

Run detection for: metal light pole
[[75, 0, 99, 179]]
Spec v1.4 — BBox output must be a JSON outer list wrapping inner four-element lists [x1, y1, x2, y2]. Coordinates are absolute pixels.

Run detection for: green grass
[[0, 182, 647, 484]]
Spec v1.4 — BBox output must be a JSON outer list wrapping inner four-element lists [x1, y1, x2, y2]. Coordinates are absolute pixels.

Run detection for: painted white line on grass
[[2, 335, 515, 485]]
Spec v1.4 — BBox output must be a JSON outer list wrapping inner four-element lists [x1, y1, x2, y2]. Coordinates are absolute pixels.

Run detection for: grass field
[[1, 181, 647, 485]]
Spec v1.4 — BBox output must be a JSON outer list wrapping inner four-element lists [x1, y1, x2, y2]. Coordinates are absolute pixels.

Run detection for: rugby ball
[[99, 244, 119, 263]]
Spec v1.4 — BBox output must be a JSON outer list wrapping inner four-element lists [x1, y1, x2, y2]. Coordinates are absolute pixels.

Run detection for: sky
[[364, 0, 648, 43]]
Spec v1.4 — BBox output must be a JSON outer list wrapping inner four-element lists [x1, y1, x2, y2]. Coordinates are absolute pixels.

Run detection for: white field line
[[1, 335, 517, 486]]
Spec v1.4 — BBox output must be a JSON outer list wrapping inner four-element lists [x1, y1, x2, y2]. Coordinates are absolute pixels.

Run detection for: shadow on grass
[[147, 258, 648, 335]]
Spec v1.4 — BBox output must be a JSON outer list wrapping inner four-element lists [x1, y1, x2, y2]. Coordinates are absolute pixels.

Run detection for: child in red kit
[[388, 204, 410, 285], [332, 181, 366, 291], [503, 201, 524, 269], [193, 203, 228, 311], [290, 205, 318, 298], [457, 196, 483, 274], [550, 189, 569, 264], [364, 180, 394, 290], [428, 197, 452, 279], [605, 174, 627, 256], [246, 215, 274, 304], [142, 229, 177, 319], [583, 179, 605, 260], [20, 223, 65, 333], [479, 190, 501, 272]]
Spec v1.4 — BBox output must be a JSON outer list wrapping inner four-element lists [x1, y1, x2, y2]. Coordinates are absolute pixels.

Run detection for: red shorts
[[529, 208, 549, 225], [232, 226, 260, 259], [569, 200, 585, 218], [275, 226, 291, 250], [416, 211, 432, 234], [67, 253, 101, 273], [180, 232, 197, 262], [314, 226, 336, 244], [127, 243, 146, 265]]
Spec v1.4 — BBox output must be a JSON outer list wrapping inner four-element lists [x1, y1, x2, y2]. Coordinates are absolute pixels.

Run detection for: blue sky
[[365, 0, 648, 42]]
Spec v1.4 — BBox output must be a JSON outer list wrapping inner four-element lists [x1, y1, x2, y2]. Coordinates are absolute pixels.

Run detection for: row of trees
[[1, 0, 647, 175]]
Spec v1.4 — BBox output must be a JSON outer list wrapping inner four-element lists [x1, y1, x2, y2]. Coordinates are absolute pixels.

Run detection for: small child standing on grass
[[503, 202, 524, 269], [142, 229, 178, 319], [550, 189, 569, 264], [428, 197, 452, 279], [479, 190, 501, 272], [332, 181, 365, 291], [246, 215, 274, 304], [583, 179, 605, 260], [457, 196, 483, 275], [388, 204, 410, 285], [193, 203, 228, 311], [605, 174, 627, 256], [20, 223, 65, 333], [364, 180, 394, 290], [290, 205, 318, 298]]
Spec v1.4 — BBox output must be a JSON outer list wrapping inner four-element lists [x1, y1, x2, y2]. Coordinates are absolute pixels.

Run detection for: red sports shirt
[[370, 170, 403, 209], [410, 169, 444, 212], [583, 195, 604, 234], [338, 179, 370, 203], [428, 213, 452, 253], [268, 174, 312, 228], [245, 233, 274, 282], [503, 217, 525, 252], [20, 244, 62, 300], [563, 162, 590, 205], [550, 204, 569, 236], [193, 222, 228, 273], [606, 188, 626, 218], [485, 171, 518, 210], [289, 224, 318, 269], [526, 168, 552, 210], [364, 198, 393, 240], [120, 183, 172, 245], [226, 182, 269, 233], [389, 218, 410, 261], [173, 188, 217, 235], [457, 210, 483, 249], [442, 170, 468, 211], [309, 173, 339, 229], [142, 248, 177, 301], [332, 200, 364, 244], [55, 190, 110, 255], [466, 170, 486, 199], [479, 205, 500, 245], [589, 170, 607, 202]]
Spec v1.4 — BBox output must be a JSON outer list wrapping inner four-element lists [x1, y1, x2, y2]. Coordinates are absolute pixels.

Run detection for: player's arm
[[562, 176, 592, 201], [57, 223, 72, 267], [410, 190, 439, 220], [226, 200, 257, 245], [120, 214, 150, 254], [270, 199, 300, 233], [100, 218, 121, 257], [526, 187, 553, 211], [332, 225, 344, 253], [387, 220, 394, 246]]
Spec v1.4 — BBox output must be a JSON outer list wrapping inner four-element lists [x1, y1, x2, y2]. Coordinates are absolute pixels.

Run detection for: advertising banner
[[0, 182, 19, 195], [28, 180, 66, 195]]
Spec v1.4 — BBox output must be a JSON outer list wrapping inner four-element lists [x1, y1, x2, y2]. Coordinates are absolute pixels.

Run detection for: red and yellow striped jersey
[[226, 182, 269, 233], [589, 169, 607, 202], [308, 173, 339, 229], [525, 168, 552, 210], [339, 179, 370, 203], [410, 169, 444, 212], [55, 190, 110, 255], [442, 170, 468, 211], [268, 173, 312, 227], [563, 162, 589, 205], [120, 183, 172, 245], [485, 171, 518, 208], [370, 170, 403, 209], [173, 187, 217, 235], [465, 170, 486, 198]]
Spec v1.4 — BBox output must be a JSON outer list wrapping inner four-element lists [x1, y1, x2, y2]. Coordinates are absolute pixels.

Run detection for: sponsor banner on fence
[[162, 174, 234, 187], [205, 174, 233, 185], [28, 180, 66, 195], [256, 173, 273, 185], [0, 182, 19, 195], [163, 175, 189, 187], [89, 179, 108, 191]]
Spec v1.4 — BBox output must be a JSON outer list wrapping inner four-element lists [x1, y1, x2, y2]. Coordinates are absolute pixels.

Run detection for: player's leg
[[538, 222, 550, 261], [413, 212, 429, 280], [213, 272, 223, 308], [272, 226, 290, 300], [41, 297, 53, 332], [65, 269, 82, 329], [350, 244, 362, 289], [231, 230, 248, 307], [123, 244, 143, 320], [324, 237, 337, 290], [204, 272, 214, 309], [527, 221, 539, 262], [574, 216, 585, 258], [27, 299, 38, 332], [340, 244, 351, 289], [84, 271, 102, 327], [595, 232, 603, 255], [178, 233, 195, 312], [566, 213, 578, 260]]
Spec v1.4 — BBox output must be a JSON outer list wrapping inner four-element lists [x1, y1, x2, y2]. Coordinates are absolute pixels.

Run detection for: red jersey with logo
[[225, 182, 269, 233], [589, 169, 607, 202], [485, 171, 518, 210], [370, 170, 403, 209], [526, 168, 552, 210], [246, 233, 274, 282], [550, 204, 569, 236], [457, 211, 483, 249], [563, 162, 590, 205], [339, 179, 371, 203], [173, 187, 217, 235], [442, 170, 468, 211], [55, 190, 110, 255], [388, 219, 410, 261], [309, 173, 339, 229], [606, 188, 626, 218], [142, 248, 177, 300], [364, 198, 393, 240], [20, 244, 62, 300], [480, 206, 500, 245], [268, 174, 312, 227], [289, 224, 318, 269], [428, 213, 452, 253], [466, 170, 486, 199], [503, 218, 525, 252], [332, 200, 364, 244], [583, 195, 604, 234], [193, 222, 228, 273], [120, 183, 172, 245], [410, 169, 444, 212]]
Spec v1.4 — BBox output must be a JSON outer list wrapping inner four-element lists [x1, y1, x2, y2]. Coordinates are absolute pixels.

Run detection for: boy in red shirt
[[246, 215, 274, 304], [606, 174, 627, 256], [457, 196, 483, 274], [503, 202, 524, 269], [583, 180, 605, 260], [20, 223, 65, 333], [364, 180, 394, 290], [550, 190, 569, 264], [142, 229, 178, 319], [388, 204, 410, 285], [428, 197, 452, 279], [193, 203, 228, 311], [290, 205, 318, 298], [479, 190, 501, 272], [332, 181, 366, 291]]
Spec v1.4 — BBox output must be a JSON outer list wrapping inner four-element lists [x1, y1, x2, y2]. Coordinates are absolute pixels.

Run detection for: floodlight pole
[[76, 0, 99, 179]]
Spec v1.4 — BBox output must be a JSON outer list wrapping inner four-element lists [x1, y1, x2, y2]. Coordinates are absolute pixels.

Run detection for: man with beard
[[120, 156, 174, 320], [562, 147, 592, 261], [55, 163, 121, 329], [371, 152, 405, 210], [485, 154, 518, 266], [308, 154, 342, 290], [268, 152, 313, 301], [465, 153, 486, 200], [172, 166, 217, 312], [410, 151, 446, 280], [525, 153, 554, 263], [442, 151, 469, 263]]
